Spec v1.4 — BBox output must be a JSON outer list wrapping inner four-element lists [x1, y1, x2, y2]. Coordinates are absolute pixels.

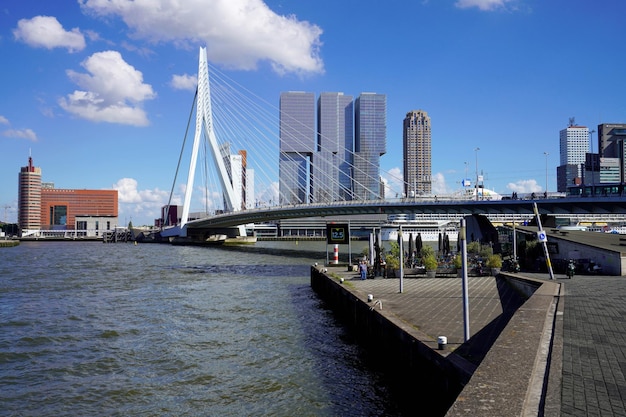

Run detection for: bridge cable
[[164, 88, 198, 227]]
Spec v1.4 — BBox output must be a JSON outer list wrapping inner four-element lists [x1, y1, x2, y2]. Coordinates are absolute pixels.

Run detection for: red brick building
[[40, 188, 118, 229]]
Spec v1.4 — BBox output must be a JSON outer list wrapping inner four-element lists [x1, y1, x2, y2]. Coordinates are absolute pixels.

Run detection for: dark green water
[[0, 241, 404, 416]]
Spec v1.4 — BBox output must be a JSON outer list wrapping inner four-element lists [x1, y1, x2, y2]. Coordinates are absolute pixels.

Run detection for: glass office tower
[[316, 92, 354, 202], [354, 93, 386, 200], [279, 92, 316, 204]]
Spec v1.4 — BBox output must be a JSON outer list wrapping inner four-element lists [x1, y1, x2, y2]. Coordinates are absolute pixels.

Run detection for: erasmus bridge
[[161, 48, 626, 244]]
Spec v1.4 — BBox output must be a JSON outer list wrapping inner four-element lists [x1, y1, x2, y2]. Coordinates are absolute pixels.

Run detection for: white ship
[[381, 219, 459, 242]]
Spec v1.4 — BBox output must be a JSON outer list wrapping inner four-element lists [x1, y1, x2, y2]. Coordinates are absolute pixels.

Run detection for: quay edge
[[310, 266, 469, 416], [310, 266, 563, 417]]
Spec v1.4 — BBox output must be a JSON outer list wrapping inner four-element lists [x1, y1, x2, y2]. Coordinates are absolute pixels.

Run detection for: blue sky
[[1, 0, 625, 225]]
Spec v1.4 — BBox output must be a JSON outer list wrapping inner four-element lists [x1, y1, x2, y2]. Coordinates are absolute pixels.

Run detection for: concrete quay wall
[[311, 267, 563, 416]]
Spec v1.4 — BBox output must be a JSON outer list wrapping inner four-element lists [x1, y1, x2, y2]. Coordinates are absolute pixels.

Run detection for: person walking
[[359, 261, 367, 280]]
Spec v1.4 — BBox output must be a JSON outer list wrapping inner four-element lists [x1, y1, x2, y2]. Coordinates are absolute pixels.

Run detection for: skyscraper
[[354, 93, 386, 200], [316, 92, 354, 202], [18, 156, 42, 231], [557, 121, 589, 192], [403, 110, 432, 196], [279, 92, 316, 204]]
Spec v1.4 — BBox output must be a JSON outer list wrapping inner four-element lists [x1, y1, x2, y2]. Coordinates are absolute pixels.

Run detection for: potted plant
[[486, 254, 502, 276], [384, 241, 401, 277], [453, 254, 463, 276], [385, 253, 400, 276], [423, 254, 438, 278]]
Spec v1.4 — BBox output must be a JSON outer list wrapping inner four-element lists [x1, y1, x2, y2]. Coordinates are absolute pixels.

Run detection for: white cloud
[[455, 0, 515, 11], [382, 167, 404, 198], [80, 0, 324, 74], [59, 50, 156, 126], [431, 172, 452, 195], [506, 179, 542, 193], [2, 128, 38, 141], [170, 74, 198, 91], [0, 115, 9, 125], [13, 15, 86, 52], [113, 178, 173, 225]]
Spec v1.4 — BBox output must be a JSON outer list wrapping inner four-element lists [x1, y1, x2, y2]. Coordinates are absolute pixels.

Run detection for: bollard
[[438, 336, 447, 350], [333, 244, 339, 264]]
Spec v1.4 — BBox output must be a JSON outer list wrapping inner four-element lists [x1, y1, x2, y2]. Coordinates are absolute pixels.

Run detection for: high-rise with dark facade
[[279, 91, 385, 203], [403, 110, 431, 196], [598, 123, 626, 183], [316, 92, 354, 202], [354, 93, 386, 200], [279, 92, 316, 205]]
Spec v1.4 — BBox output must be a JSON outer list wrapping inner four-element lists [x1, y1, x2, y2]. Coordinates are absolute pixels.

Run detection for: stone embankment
[[311, 266, 562, 416]]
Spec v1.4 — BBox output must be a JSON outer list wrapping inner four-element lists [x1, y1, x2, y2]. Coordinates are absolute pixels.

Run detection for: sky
[[1, 0, 625, 226]]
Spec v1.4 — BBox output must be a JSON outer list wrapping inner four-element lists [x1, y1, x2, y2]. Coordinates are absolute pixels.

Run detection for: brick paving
[[326, 267, 526, 365], [558, 274, 626, 417]]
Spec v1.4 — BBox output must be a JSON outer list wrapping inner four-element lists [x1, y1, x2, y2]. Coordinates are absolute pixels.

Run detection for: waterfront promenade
[[315, 266, 626, 416]]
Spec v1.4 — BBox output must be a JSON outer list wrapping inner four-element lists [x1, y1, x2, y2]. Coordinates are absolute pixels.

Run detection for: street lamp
[[474, 147, 480, 201], [543, 152, 550, 198], [464, 161, 469, 193]]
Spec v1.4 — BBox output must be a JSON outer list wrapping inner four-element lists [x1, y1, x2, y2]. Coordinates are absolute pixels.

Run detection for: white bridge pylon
[[176, 47, 245, 238]]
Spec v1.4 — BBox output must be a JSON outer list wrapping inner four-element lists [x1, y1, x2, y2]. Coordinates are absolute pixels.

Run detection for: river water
[[0, 240, 408, 416]]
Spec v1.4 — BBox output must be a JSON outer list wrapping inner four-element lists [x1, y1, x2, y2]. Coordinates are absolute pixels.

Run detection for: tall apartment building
[[279, 92, 316, 205], [354, 93, 387, 200], [18, 156, 42, 231], [316, 92, 354, 202], [403, 110, 432, 196], [556, 122, 589, 192]]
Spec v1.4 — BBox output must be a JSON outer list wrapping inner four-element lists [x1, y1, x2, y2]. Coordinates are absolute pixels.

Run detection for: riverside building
[[353, 93, 387, 200], [279, 91, 387, 204], [17, 157, 118, 238], [316, 92, 354, 202], [18, 156, 42, 233], [279, 91, 316, 205]]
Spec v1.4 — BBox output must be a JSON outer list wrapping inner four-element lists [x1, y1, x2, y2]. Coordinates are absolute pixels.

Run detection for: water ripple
[[0, 241, 404, 416]]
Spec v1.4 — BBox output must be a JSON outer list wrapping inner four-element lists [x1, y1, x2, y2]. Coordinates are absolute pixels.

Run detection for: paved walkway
[[557, 274, 626, 417], [332, 269, 525, 364], [325, 267, 626, 416], [520, 272, 626, 416]]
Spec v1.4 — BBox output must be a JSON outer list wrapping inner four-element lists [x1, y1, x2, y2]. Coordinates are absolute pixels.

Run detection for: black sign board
[[326, 223, 350, 245]]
